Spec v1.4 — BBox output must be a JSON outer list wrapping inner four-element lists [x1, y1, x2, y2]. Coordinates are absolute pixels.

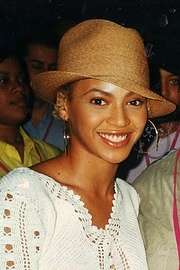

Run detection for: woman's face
[[0, 57, 30, 126], [64, 79, 147, 164], [160, 68, 180, 105]]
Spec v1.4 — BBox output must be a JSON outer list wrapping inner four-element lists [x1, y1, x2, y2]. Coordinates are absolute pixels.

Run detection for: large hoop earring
[[63, 121, 70, 155], [148, 120, 159, 151], [136, 120, 159, 156]]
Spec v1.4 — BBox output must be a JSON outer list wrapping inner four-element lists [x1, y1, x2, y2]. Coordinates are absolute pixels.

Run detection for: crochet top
[[0, 168, 148, 270]]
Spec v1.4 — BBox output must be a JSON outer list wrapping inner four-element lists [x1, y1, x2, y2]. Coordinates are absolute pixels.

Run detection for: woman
[[0, 19, 175, 269], [0, 52, 60, 177]]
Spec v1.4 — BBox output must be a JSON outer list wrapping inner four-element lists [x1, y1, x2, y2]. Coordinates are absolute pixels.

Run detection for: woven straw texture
[[32, 19, 175, 118]]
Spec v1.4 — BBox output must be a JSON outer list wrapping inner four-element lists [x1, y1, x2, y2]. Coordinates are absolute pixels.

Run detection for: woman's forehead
[[0, 58, 21, 72], [70, 78, 143, 97]]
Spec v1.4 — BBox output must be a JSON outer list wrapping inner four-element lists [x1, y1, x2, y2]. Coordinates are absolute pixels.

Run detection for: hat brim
[[32, 70, 176, 118]]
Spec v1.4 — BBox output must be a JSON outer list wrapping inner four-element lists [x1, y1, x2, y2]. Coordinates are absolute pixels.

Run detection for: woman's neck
[[0, 125, 22, 145], [47, 147, 118, 196]]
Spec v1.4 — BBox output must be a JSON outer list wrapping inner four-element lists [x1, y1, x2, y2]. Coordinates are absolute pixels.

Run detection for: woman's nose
[[11, 80, 24, 93], [107, 105, 130, 127]]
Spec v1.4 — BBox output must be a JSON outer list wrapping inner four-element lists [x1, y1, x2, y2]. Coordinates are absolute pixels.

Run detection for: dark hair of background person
[[21, 19, 76, 58]]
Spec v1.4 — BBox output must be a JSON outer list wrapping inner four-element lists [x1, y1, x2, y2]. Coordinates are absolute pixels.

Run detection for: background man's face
[[25, 43, 57, 81]]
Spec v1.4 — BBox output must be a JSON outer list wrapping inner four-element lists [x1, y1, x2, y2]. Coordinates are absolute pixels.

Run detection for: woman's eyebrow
[[81, 88, 145, 99], [81, 88, 113, 97]]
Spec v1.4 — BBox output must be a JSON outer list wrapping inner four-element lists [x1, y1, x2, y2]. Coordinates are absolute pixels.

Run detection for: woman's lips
[[98, 132, 131, 147]]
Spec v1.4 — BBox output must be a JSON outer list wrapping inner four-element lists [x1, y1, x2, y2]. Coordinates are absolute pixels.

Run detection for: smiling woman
[[0, 19, 176, 270], [54, 79, 148, 164]]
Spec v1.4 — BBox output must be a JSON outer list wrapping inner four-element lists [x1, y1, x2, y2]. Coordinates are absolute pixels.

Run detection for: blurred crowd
[[0, 19, 180, 179], [0, 17, 179, 270]]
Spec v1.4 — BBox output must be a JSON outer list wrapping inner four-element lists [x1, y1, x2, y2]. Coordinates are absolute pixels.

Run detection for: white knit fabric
[[0, 168, 148, 270]]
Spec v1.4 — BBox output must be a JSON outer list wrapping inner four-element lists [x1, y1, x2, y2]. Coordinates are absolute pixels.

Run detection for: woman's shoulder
[[0, 167, 52, 200], [116, 178, 140, 215], [116, 177, 138, 193], [116, 177, 139, 201]]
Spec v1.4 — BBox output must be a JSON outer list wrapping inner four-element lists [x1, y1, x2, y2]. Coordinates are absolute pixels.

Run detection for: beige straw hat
[[32, 19, 175, 118]]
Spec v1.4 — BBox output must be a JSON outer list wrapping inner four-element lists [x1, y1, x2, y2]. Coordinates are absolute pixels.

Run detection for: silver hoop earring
[[136, 120, 159, 156], [148, 120, 159, 151], [63, 121, 70, 155]]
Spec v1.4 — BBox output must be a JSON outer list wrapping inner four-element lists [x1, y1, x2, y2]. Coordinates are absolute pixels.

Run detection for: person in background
[[126, 45, 180, 182], [23, 33, 65, 150], [0, 51, 60, 177], [0, 19, 175, 269], [133, 149, 180, 270]]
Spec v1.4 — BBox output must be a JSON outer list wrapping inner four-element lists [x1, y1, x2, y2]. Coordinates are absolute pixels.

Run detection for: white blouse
[[0, 168, 148, 270]]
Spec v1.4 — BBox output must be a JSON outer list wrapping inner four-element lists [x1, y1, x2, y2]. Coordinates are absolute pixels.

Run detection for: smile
[[98, 132, 130, 147]]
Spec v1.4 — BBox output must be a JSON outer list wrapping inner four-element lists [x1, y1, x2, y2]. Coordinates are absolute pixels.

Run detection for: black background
[[0, 0, 180, 54]]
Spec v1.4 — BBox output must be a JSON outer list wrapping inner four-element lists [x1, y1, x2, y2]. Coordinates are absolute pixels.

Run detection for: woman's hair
[[0, 49, 30, 85], [149, 60, 161, 95], [53, 83, 73, 119]]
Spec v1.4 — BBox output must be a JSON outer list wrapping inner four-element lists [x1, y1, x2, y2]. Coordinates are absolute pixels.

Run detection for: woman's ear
[[55, 92, 69, 121]]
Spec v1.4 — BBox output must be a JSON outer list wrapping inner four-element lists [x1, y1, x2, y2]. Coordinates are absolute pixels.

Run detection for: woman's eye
[[169, 78, 180, 88], [128, 99, 144, 106], [90, 98, 106, 106], [0, 76, 9, 86]]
